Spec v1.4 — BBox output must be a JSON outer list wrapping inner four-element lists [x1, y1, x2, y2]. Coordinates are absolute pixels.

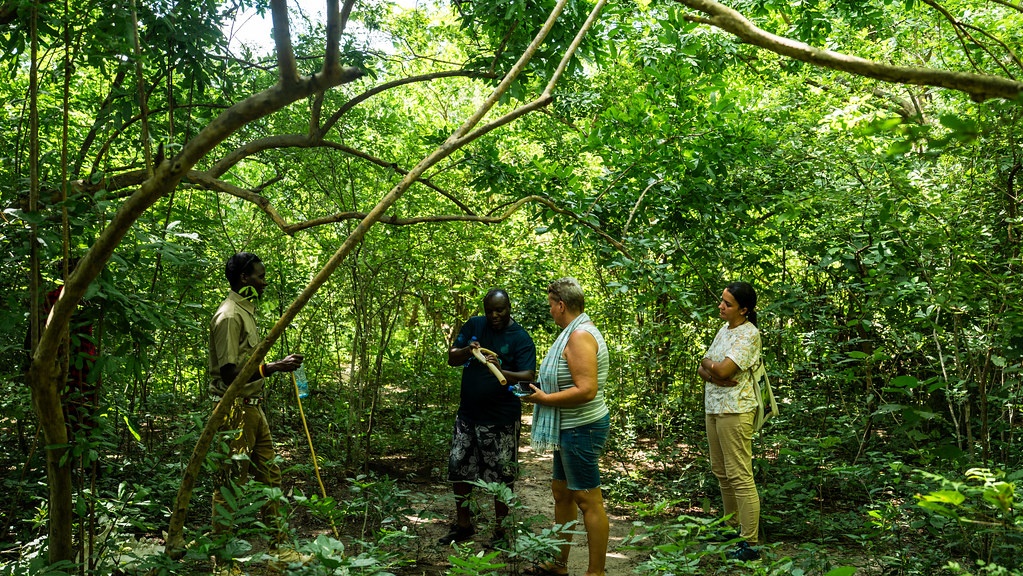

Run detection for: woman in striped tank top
[[523, 277, 610, 576]]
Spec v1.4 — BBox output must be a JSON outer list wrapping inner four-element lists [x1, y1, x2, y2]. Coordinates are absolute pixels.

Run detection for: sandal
[[524, 560, 569, 576], [437, 524, 475, 545]]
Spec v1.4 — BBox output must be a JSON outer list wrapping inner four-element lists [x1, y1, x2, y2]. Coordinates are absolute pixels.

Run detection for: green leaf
[[889, 375, 918, 388], [123, 415, 141, 442], [919, 490, 966, 506], [874, 403, 904, 414], [939, 114, 980, 141]]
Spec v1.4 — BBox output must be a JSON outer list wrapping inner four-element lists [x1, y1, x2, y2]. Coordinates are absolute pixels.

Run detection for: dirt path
[[509, 447, 639, 576], [415, 419, 641, 576]]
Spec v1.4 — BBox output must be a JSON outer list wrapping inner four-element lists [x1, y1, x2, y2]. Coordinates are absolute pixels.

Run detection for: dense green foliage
[[1, 0, 1022, 574]]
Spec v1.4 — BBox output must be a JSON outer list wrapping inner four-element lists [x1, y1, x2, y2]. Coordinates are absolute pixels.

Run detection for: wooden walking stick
[[290, 371, 339, 538]]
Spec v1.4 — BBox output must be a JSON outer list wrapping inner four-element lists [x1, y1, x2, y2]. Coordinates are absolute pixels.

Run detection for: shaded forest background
[[1, 0, 1022, 574]]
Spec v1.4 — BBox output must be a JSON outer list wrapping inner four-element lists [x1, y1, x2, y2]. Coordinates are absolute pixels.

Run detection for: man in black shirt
[[439, 289, 536, 546]]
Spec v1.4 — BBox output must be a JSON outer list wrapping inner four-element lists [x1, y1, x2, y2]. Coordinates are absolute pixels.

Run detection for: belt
[[214, 396, 261, 406]]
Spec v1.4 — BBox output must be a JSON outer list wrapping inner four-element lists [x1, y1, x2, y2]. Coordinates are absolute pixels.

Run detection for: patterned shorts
[[447, 415, 520, 484]]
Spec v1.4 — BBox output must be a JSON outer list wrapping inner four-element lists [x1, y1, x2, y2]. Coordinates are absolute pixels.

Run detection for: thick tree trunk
[[27, 0, 76, 564], [28, 364, 73, 564]]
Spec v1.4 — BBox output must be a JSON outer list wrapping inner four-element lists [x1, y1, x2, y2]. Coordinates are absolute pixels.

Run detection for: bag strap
[[752, 379, 766, 431], [751, 358, 778, 433], [758, 358, 778, 418]]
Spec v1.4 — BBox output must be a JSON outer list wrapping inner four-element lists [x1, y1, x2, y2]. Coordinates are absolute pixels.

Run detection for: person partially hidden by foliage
[[440, 288, 537, 547], [45, 285, 99, 436], [207, 252, 304, 559], [24, 258, 100, 439], [522, 277, 611, 576], [697, 281, 763, 562]]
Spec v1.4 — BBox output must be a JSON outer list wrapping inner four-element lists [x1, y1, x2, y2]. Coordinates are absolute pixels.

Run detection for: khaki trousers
[[706, 412, 760, 544], [212, 403, 284, 540]]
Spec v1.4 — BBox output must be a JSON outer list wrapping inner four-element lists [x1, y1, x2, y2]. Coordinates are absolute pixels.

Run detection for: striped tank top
[[553, 322, 610, 429]]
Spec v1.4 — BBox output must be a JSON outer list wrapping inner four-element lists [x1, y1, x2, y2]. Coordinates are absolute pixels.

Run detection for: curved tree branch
[[988, 0, 1023, 14], [920, 0, 1016, 79], [318, 141, 476, 214], [188, 183, 634, 259], [318, 69, 498, 136], [957, 21, 1023, 74], [75, 138, 477, 215], [673, 0, 1023, 102], [209, 69, 496, 176], [187, 149, 476, 228], [182, 174, 632, 258]]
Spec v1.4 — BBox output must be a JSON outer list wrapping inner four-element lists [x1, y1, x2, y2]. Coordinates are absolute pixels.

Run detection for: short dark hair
[[484, 288, 510, 307], [725, 281, 758, 326], [225, 252, 262, 287]]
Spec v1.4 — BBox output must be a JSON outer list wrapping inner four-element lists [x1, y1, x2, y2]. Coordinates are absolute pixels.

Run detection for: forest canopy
[[1, 0, 1022, 574]]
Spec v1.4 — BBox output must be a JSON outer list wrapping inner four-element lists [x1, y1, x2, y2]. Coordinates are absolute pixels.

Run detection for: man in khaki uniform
[[209, 252, 303, 548]]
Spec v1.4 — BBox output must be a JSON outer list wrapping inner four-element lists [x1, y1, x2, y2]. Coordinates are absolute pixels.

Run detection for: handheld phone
[[509, 381, 537, 397]]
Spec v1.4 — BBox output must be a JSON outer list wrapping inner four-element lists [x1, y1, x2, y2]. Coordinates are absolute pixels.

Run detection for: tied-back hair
[[726, 281, 758, 327], [225, 252, 261, 287], [548, 277, 585, 313]]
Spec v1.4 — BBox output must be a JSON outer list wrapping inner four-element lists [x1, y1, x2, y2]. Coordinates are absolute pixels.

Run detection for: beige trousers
[[706, 412, 760, 544]]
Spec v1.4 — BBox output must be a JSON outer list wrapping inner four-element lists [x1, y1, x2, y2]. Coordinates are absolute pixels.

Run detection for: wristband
[[259, 364, 266, 378]]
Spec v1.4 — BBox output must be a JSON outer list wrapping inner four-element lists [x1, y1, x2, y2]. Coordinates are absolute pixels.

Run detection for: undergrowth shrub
[[914, 467, 1023, 571]]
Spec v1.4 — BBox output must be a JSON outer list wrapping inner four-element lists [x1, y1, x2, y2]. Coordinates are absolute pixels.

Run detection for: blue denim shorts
[[552, 413, 610, 491]]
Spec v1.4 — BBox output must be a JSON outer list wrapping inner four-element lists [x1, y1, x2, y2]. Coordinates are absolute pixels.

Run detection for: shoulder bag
[[752, 358, 779, 432]]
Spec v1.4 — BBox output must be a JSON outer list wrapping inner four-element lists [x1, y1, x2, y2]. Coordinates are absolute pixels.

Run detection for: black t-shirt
[[455, 316, 537, 424]]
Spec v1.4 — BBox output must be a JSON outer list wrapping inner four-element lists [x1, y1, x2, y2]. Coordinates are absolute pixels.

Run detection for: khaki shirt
[[208, 290, 264, 398]]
